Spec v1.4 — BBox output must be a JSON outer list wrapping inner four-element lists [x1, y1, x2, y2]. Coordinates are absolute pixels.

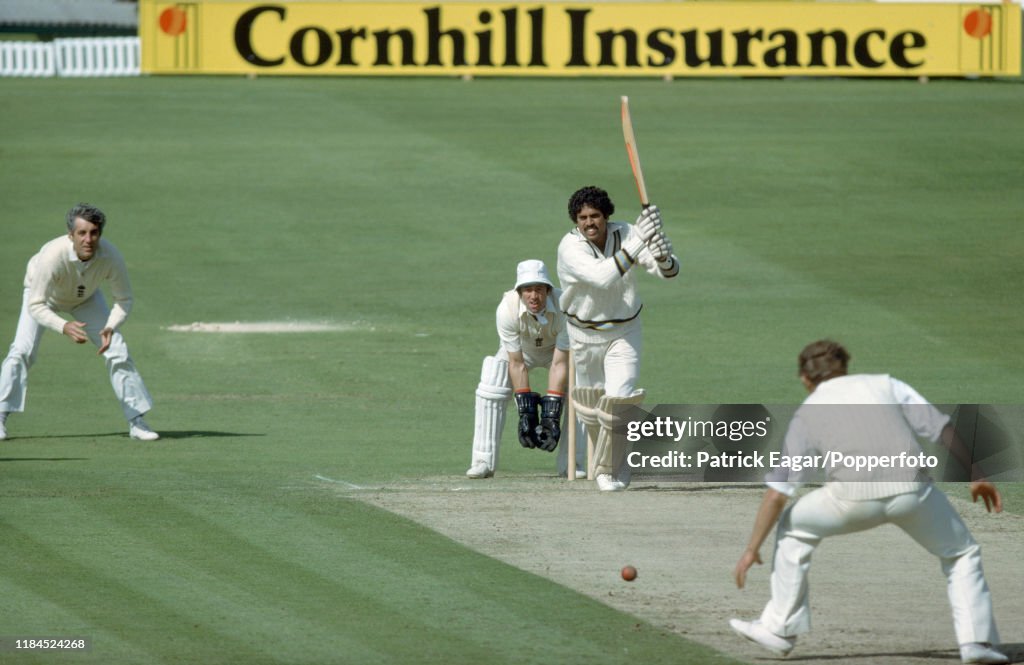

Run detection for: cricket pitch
[[348, 476, 1023, 664]]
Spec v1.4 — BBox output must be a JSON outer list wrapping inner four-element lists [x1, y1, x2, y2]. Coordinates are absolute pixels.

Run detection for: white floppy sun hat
[[514, 259, 554, 291]]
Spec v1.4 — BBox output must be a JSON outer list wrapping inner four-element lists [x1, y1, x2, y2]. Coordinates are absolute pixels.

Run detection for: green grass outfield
[[1, 76, 1022, 664]]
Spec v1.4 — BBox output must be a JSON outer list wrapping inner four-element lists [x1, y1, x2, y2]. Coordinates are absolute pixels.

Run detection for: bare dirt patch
[[349, 475, 1023, 664]]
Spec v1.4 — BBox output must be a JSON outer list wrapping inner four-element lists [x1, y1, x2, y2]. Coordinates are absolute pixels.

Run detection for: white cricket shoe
[[465, 462, 493, 479], [0, 418, 7, 441], [596, 473, 626, 492], [960, 643, 1009, 664], [574, 469, 587, 479], [729, 619, 796, 657], [129, 416, 160, 441]]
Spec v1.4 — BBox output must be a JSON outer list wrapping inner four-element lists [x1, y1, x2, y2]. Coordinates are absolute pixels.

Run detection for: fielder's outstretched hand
[[734, 549, 763, 589], [970, 481, 1003, 513]]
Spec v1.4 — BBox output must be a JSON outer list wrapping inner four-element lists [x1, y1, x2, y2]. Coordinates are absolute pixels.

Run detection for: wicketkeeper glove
[[515, 391, 542, 449], [635, 204, 663, 242], [534, 395, 564, 452]]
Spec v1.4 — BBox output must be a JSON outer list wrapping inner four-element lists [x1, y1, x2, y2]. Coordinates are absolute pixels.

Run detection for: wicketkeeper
[[0, 204, 159, 442], [556, 186, 679, 491], [466, 260, 584, 479]]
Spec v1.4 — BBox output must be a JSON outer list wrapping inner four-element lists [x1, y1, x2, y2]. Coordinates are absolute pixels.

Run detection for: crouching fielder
[[466, 260, 583, 478], [0, 204, 158, 441], [556, 186, 679, 492], [730, 340, 1007, 665]]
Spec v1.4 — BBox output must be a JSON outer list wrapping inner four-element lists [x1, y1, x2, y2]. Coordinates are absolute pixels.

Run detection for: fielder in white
[[731, 340, 1007, 665], [466, 260, 584, 479], [0, 204, 159, 442], [556, 186, 679, 491]]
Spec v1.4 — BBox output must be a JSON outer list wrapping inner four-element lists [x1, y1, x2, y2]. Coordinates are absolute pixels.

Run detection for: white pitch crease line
[[314, 474, 365, 490], [166, 321, 361, 333]]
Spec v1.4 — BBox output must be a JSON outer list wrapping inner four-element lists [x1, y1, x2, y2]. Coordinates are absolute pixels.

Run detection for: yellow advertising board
[[139, 1, 1021, 77]]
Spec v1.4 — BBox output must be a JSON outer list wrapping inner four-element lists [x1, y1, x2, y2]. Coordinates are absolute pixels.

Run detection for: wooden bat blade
[[620, 95, 650, 207]]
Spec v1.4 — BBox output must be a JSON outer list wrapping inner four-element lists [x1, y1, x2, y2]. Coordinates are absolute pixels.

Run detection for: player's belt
[[567, 306, 642, 331]]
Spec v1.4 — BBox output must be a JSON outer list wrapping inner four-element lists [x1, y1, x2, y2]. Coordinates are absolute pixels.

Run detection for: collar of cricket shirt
[[520, 299, 551, 338], [67, 240, 101, 273]]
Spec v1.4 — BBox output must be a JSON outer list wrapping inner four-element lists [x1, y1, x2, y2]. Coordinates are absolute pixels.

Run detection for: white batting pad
[[594, 390, 646, 480], [571, 386, 604, 427]]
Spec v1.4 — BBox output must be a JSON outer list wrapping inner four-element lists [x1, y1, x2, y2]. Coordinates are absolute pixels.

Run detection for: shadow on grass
[[0, 431, 126, 441], [0, 457, 89, 462], [3, 431, 266, 441], [156, 430, 267, 440]]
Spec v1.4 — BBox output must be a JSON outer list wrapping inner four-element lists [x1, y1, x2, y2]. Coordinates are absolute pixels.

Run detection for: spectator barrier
[[0, 37, 140, 77]]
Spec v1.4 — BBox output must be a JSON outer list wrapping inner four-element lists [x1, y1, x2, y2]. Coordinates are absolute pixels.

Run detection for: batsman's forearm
[[564, 236, 646, 289]]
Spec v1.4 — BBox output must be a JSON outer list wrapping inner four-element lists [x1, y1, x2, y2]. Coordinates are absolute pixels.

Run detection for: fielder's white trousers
[[0, 288, 154, 421], [761, 484, 1000, 646], [569, 321, 642, 398]]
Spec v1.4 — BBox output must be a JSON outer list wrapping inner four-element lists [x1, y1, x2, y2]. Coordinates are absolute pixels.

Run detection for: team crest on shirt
[[535, 338, 543, 347], [77, 285, 85, 297]]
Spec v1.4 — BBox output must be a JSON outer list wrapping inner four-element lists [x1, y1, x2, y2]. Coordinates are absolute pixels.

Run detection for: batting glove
[[515, 391, 542, 449], [648, 231, 673, 262], [635, 204, 662, 242]]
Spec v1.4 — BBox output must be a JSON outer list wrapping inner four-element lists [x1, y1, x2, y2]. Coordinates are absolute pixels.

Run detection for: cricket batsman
[[556, 186, 679, 491]]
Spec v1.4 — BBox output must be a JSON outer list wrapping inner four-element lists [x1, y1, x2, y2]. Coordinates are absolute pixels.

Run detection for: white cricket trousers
[[0, 288, 154, 421], [761, 484, 1000, 646], [569, 322, 642, 398]]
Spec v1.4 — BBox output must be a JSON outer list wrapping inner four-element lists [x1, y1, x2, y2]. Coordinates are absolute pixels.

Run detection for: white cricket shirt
[[767, 373, 951, 500], [556, 221, 678, 344], [496, 288, 569, 367], [24, 235, 133, 333]]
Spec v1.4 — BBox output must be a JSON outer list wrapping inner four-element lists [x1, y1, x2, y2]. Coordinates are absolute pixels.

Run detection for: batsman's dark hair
[[66, 203, 106, 233], [798, 340, 850, 383], [568, 186, 614, 222]]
